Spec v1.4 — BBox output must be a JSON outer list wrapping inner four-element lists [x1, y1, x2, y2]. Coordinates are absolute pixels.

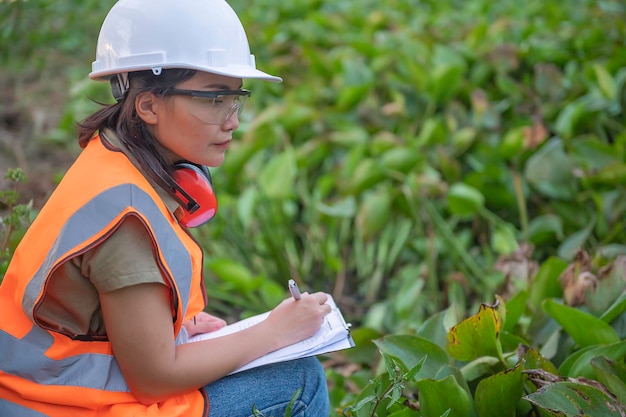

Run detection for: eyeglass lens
[[187, 94, 248, 125]]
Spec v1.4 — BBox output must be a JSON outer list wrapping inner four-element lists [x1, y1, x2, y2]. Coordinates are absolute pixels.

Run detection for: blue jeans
[[204, 357, 330, 417]]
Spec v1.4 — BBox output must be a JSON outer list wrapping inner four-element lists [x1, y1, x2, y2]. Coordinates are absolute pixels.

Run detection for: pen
[[288, 279, 301, 300]]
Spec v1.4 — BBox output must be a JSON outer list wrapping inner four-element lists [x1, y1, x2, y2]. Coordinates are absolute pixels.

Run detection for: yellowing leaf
[[447, 299, 504, 361]]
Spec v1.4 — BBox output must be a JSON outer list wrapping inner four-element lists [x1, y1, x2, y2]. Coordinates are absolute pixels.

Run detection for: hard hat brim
[[89, 64, 282, 83]]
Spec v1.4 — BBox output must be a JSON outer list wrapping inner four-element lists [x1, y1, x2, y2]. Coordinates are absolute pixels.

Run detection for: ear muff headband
[[171, 162, 217, 228]]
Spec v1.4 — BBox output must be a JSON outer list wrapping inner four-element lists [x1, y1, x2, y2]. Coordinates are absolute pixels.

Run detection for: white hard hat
[[89, 0, 282, 83]]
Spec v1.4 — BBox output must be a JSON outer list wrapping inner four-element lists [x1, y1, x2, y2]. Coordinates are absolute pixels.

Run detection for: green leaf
[[374, 335, 451, 380], [502, 290, 528, 333], [206, 258, 256, 291], [542, 299, 620, 348], [380, 147, 423, 174], [557, 219, 596, 261], [524, 138, 577, 199], [446, 300, 503, 362], [459, 356, 501, 382], [446, 183, 485, 217], [257, 149, 296, 199], [491, 223, 519, 256], [528, 214, 564, 246], [559, 341, 626, 379], [416, 117, 447, 147], [416, 376, 477, 417], [591, 356, 626, 405], [585, 258, 626, 316], [356, 189, 392, 240], [594, 63, 617, 100], [417, 307, 459, 350], [554, 100, 587, 140], [342, 158, 386, 195], [600, 292, 626, 324], [474, 364, 524, 417], [528, 257, 567, 309], [525, 380, 626, 417], [518, 345, 559, 375]]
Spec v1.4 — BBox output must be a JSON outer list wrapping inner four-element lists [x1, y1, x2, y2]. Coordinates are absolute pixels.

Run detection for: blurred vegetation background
[[1, 0, 625, 415]]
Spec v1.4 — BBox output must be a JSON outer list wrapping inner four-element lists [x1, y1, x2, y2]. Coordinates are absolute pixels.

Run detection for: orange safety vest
[[0, 133, 209, 416]]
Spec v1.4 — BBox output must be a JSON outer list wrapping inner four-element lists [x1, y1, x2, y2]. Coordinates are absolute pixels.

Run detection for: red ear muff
[[171, 162, 217, 228]]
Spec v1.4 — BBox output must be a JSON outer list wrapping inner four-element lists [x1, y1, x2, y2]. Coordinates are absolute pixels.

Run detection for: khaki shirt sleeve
[[35, 215, 165, 337], [85, 215, 166, 293]]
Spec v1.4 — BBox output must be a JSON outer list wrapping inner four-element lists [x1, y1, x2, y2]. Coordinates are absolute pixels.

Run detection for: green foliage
[[0, 0, 115, 72], [0, 168, 35, 280], [2, 0, 625, 415], [338, 258, 626, 415], [190, 0, 626, 330], [342, 354, 426, 416]]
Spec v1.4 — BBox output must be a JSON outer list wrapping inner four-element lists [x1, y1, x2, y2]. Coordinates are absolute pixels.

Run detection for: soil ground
[[1, 70, 77, 209]]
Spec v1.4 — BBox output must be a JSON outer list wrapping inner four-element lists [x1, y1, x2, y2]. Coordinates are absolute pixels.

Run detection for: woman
[[0, 0, 331, 416]]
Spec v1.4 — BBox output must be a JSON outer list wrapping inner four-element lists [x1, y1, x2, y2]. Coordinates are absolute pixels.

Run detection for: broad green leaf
[[416, 376, 477, 417], [446, 183, 485, 217], [500, 332, 529, 354], [222, 140, 264, 180], [342, 158, 386, 195], [237, 187, 258, 229], [586, 258, 626, 316], [380, 147, 423, 174], [491, 223, 519, 256], [528, 257, 567, 309], [525, 380, 625, 417], [257, 150, 296, 199], [594, 63, 617, 100], [524, 138, 576, 199], [451, 127, 477, 156], [447, 300, 503, 362], [557, 219, 596, 261], [588, 163, 626, 184], [591, 357, 626, 405], [374, 335, 450, 381], [417, 307, 459, 350], [416, 117, 447, 147], [559, 341, 626, 379], [344, 327, 383, 366], [518, 345, 559, 375], [205, 258, 258, 291], [459, 356, 500, 382], [356, 189, 392, 240], [474, 364, 524, 417], [428, 46, 466, 104], [554, 100, 587, 140], [499, 127, 525, 159], [542, 299, 620, 348], [570, 135, 619, 171], [337, 84, 372, 110], [502, 290, 528, 333], [316, 196, 356, 218], [600, 292, 626, 324], [528, 214, 564, 246]]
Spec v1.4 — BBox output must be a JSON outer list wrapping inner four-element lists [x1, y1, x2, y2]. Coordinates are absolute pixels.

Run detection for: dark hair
[[78, 68, 197, 182]]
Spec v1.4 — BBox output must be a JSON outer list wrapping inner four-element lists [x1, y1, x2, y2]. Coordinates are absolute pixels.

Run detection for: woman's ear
[[135, 91, 159, 125]]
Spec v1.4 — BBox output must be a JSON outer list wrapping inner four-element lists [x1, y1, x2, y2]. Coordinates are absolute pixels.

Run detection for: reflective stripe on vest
[[2, 184, 190, 391], [0, 135, 208, 416], [22, 184, 192, 325], [0, 398, 50, 417]]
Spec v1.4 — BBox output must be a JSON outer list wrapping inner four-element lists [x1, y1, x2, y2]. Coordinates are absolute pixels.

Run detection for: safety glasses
[[163, 88, 251, 125]]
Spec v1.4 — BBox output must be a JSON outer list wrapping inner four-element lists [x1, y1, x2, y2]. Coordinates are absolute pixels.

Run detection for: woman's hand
[[183, 312, 227, 337], [263, 292, 332, 349]]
